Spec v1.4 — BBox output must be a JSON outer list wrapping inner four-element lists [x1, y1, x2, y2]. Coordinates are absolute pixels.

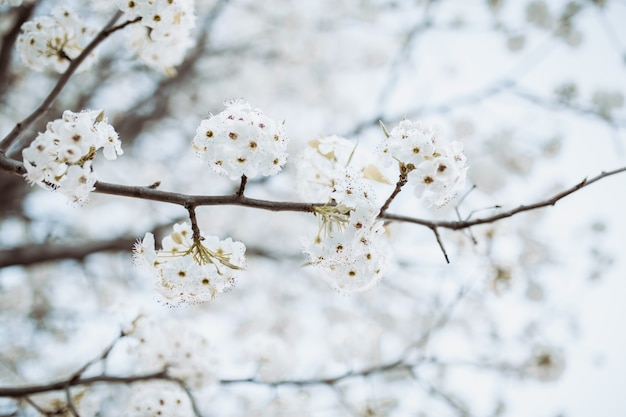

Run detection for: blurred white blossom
[[523, 346, 566, 382], [118, 0, 196, 74], [123, 380, 195, 417], [16, 7, 97, 73], [127, 316, 217, 389]]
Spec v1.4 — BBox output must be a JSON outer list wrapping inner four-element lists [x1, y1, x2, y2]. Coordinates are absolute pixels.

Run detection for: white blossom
[[21, 109, 122, 203], [379, 120, 468, 207], [304, 221, 390, 293], [296, 135, 358, 203], [298, 136, 390, 292], [133, 222, 246, 305], [192, 99, 289, 180], [118, 0, 196, 74], [377, 119, 436, 168], [16, 7, 97, 73], [124, 381, 195, 417], [127, 317, 217, 389]]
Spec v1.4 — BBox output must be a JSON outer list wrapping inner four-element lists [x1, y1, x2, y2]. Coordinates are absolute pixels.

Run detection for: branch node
[[236, 174, 247, 198]]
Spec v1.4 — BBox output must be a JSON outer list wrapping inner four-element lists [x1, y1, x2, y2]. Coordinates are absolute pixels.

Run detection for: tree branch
[[2, 151, 625, 235], [220, 360, 415, 388], [378, 169, 408, 216], [0, 237, 136, 268], [431, 226, 450, 263], [382, 166, 626, 230], [0, 371, 169, 397]]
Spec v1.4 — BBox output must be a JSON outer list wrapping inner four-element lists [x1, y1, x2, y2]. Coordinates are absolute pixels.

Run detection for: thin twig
[[378, 169, 408, 216], [454, 185, 478, 244], [186, 205, 202, 240], [23, 397, 49, 415], [0, 371, 169, 397], [170, 378, 203, 417], [68, 333, 123, 381], [64, 385, 80, 417], [382, 166, 626, 230], [431, 226, 450, 264], [236, 175, 247, 198], [220, 359, 413, 388]]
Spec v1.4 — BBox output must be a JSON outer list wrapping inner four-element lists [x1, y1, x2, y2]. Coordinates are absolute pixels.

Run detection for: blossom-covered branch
[[0, 11, 127, 154], [1, 152, 625, 232]]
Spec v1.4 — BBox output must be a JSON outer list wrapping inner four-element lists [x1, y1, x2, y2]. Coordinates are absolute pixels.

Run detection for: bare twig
[[169, 378, 202, 417], [382, 166, 626, 230], [454, 185, 478, 244], [431, 226, 450, 264], [64, 385, 79, 417], [220, 360, 415, 388], [186, 204, 202, 240], [22, 397, 50, 415], [0, 371, 169, 397], [68, 334, 123, 381], [236, 175, 247, 198], [378, 168, 408, 216]]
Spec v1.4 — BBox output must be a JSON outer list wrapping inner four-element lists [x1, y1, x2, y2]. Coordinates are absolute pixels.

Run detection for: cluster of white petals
[[299, 136, 391, 293], [133, 222, 246, 305], [16, 7, 98, 73], [523, 345, 566, 382], [192, 99, 289, 180], [124, 381, 195, 417], [378, 120, 468, 207], [22, 109, 122, 203], [296, 135, 358, 203], [127, 317, 216, 389], [118, 0, 196, 74]]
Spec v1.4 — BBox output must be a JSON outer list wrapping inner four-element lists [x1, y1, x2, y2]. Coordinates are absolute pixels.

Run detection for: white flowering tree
[[0, 0, 625, 416]]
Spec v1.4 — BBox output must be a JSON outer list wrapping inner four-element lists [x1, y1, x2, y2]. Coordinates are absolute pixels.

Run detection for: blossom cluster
[[192, 99, 289, 180], [133, 222, 246, 305], [16, 7, 97, 73], [124, 381, 195, 417], [127, 317, 217, 389], [299, 136, 391, 293], [118, 0, 196, 74], [378, 120, 468, 207], [523, 345, 566, 382], [22, 109, 122, 203]]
